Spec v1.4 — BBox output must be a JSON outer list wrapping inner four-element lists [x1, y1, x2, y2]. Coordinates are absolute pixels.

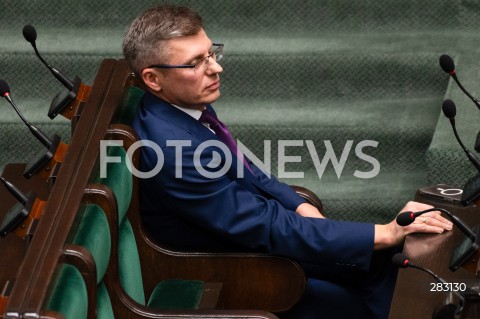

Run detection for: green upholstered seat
[[45, 264, 88, 319], [101, 143, 207, 310], [147, 280, 205, 310]]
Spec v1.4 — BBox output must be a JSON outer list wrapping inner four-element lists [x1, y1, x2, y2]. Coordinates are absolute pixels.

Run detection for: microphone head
[[392, 253, 411, 268], [396, 211, 415, 226], [442, 99, 457, 119], [439, 54, 455, 74], [22, 24, 37, 43], [0, 80, 10, 97]]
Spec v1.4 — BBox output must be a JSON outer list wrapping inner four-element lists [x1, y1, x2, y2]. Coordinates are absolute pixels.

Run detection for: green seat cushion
[[72, 204, 111, 284], [147, 279, 205, 310], [45, 264, 88, 319]]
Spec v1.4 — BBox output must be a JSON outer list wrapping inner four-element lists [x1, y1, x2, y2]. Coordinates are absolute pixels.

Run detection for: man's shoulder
[[133, 102, 206, 148]]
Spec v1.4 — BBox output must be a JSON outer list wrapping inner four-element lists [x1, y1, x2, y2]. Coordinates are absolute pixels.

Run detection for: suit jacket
[[132, 92, 375, 271]]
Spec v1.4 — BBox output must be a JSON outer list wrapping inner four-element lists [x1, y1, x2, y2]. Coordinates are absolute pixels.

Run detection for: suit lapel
[[142, 92, 275, 197]]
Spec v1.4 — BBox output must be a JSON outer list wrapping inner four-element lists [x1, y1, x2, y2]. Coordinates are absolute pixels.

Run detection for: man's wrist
[[374, 223, 401, 250]]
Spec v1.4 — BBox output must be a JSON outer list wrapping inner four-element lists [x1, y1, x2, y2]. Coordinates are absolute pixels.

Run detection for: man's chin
[[204, 90, 221, 104]]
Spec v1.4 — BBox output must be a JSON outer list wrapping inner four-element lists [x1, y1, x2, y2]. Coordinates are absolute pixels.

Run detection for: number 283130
[[430, 283, 466, 292]]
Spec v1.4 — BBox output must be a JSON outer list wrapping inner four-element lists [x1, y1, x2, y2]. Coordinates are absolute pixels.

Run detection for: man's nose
[[206, 59, 223, 75]]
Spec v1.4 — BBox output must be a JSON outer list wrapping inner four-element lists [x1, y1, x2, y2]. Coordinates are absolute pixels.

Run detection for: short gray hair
[[123, 4, 204, 77]]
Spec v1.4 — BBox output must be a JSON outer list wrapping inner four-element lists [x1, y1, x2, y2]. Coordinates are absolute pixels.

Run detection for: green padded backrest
[[71, 204, 115, 319], [103, 84, 144, 222], [100, 144, 146, 305], [113, 75, 147, 305], [114, 86, 145, 126], [101, 145, 133, 223], [118, 217, 146, 305], [72, 204, 111, 284], [45, 263, 88, 319], [97, 282, 115, 319]]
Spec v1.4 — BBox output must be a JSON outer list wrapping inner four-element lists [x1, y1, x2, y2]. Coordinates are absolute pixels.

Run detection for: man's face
[[144, 29, 223, 110]]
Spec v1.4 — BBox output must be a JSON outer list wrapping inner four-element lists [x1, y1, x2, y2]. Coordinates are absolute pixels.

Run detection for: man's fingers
[[420, 212, 453, 230], [410, 214, 453, 234]]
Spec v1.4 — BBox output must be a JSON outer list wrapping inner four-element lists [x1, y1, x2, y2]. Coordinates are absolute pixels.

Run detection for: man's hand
[[296, 202, 325, 218], [374, 201, 453, 250]]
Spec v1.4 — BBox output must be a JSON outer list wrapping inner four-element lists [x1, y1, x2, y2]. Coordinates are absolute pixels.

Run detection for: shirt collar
[[171, 104, 205, 121]]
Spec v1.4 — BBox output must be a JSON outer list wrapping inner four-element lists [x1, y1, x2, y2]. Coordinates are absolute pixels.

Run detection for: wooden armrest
[[290, 185, 323, 214], [132, 225, 306, 313]]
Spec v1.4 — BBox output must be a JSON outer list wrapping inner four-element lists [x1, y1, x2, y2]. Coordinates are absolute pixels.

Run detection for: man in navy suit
[[123, 5, 452, 319]]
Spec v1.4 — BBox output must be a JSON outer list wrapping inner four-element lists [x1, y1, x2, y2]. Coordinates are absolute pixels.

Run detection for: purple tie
[[199, 108, 252, 172]]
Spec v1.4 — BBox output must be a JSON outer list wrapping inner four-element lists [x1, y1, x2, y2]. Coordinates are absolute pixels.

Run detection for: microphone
[[439, 54, 480, 111], [392, 253, 465, 315], [0, 177, 28, 205], [0, 80, 52, 149], [396, 207, 476, 241], [0, 79, 64, 179], [442, 99, 480, 172], [0, 177, 36, 238], [23, 24, 84, 120], [22, 24, 74, 90]]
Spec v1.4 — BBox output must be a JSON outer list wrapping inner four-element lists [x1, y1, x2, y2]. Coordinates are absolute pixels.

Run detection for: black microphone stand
[[22, 24, 85, 120]]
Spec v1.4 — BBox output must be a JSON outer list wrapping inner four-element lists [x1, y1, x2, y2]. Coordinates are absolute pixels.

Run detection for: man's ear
[[141, 68, 163, 92]]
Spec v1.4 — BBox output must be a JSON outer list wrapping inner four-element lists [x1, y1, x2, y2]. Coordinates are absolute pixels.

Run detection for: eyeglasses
[[148, 43, 224, 72]]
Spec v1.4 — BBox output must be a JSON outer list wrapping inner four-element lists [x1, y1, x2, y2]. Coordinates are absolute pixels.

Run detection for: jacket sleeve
[[140, 132, 375, 271], [249, 161, 307, 211]]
